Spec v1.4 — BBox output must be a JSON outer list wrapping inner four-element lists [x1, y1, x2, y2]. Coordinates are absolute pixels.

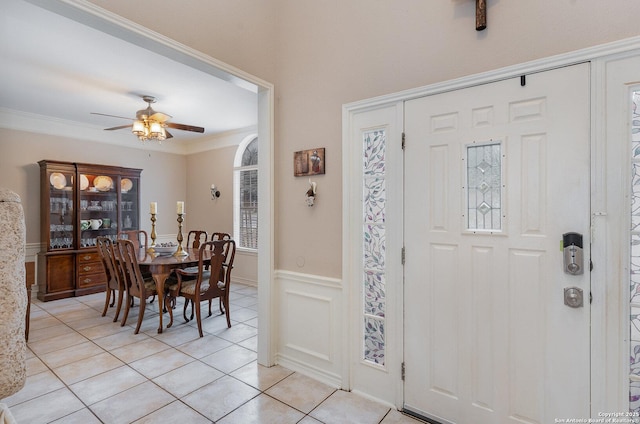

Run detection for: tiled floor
[[2, 284, 422, 424]]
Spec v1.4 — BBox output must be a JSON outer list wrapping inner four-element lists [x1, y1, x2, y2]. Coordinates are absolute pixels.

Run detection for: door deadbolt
[[564, 287, 584, 308], [563, 232, 584, 275]]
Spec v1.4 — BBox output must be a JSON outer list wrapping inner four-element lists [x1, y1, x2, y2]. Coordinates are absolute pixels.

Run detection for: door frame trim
[[343, 35, 640, 412]]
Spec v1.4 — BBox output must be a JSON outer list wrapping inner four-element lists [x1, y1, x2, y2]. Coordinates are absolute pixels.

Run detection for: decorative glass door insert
[[363, 129, 386, 366]]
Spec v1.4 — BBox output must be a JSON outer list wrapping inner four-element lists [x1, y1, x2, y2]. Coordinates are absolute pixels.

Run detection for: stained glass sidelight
[[363, 130, 386, 366], [630, 91, 640, 412], [467, 142, 502, 230]]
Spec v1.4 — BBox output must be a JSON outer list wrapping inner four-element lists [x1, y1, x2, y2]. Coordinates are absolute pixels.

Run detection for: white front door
[[404, 63, 591, 423]]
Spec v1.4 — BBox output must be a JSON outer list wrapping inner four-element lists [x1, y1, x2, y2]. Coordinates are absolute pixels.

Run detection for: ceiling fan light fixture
[[132, 120, 145, 136], [95, 96, 204, 144], [149, 121, 163, 137]]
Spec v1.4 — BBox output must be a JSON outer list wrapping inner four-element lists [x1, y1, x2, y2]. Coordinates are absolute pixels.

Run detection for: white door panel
[[404, 64, 591, 423]]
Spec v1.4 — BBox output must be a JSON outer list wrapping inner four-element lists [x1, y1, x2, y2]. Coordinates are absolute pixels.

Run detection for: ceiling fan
[[91, 95, 205, 142]]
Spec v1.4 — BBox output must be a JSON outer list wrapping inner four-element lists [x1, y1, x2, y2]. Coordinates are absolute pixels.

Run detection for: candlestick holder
[[147, 213, 157, 253], [173, 213, 188, 257]]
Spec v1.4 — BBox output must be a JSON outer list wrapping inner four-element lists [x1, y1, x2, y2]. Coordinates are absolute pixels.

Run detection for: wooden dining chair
[[211, 232, 235, 315], [115, 238, 158, 334], [118, 230, 148, 251], [165, 239, 234, 337], [187, 230, 208, 249], [173, 229, 211, 279], [96, 236, 126, 322]]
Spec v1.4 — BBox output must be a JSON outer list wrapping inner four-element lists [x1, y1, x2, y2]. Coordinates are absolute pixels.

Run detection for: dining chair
[[177, 232, 233, 318], [187, 230, 208, 249], [118, 229, 155, 301], [118, 230, 148, 251], [211, 232, 235, 316], [115, 238, 158, 334], [165, 239, 234, 337], [96, 236, 125, 322]]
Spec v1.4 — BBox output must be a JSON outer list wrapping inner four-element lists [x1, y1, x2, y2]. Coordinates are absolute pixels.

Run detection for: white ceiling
[[0, 0, 258, 152]]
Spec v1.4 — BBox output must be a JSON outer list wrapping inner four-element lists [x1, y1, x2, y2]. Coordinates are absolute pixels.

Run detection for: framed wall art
[[294, 147, 325, 176]]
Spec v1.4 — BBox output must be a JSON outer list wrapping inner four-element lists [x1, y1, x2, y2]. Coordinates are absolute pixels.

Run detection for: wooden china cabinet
[[37, 160, 142, 301]]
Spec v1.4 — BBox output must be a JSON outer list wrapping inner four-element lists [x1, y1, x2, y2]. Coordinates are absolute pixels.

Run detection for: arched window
[[234, 136, 258, 250]]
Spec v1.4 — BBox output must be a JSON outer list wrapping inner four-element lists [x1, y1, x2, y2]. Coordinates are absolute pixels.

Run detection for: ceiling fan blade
[[150, 112, 171, 122], [91, 112, 135, 121], [165, 130, 174, 139], [166, 122, 205, 133], [104, 124, 132, 131]]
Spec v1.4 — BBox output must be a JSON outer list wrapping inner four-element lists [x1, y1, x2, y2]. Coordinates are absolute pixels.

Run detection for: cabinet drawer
[[78, 261, 104, 275], [78, 250, 100, 263], [78, 272, 106, 288]]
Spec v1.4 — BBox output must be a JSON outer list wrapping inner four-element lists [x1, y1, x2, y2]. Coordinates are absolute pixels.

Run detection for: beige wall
[[54, 1, 640, 277], [0, 126, 259, 285], [0, 128, 186, 242]]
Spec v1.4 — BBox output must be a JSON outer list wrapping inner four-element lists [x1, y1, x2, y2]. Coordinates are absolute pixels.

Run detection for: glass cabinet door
[[46, 168, 75, 250], [78, 171, 119, 248], [119, 175, 139, 232]]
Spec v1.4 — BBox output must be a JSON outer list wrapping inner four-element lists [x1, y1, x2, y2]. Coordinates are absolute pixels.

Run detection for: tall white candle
[[150, 202, 157, 214], [176, 201, 184, 214]]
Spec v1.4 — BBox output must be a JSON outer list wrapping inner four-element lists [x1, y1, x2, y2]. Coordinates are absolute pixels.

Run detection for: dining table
[[136, 247, 213, 333]]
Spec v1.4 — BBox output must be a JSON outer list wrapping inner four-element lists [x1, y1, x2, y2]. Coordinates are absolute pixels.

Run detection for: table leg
[[152, 271, 170, 333]]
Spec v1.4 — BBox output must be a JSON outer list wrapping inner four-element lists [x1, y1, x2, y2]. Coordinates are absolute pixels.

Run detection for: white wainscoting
[[275, 270, 344, 389]]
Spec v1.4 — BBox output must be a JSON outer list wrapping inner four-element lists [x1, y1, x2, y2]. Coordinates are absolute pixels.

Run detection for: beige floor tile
[[152, 360, 224, 398], [10, 387, 85, 424], [245, 317, 259, 328], [28, 315, 61, 331], [214, 322, 258, 343], [182, 375, 260, 421], [110, 337, 172, 363], [151, 323, 203, 346], [77, 320, 132, 339], [230, 295, 259, 308], [200, 344, 257, 373], [266, 373, 335, 414], [2, 369, 65, 407], [128, 348, 195, 379], [298, 416, 324, 424], [90, 380, 176, 424], [175, 334, 233, 359], [27, 321, 77, 342], [39, 340, 105, 369], [230, 307, 258, 322], [238, 335, 258, 351], [65, 313, 117, 330], [310, 390, 390, 424], [56, 306, 102, 323], [230, 362, 294, 391], [234, 287, 258, 296], [50, 407, 103, 423], [27, 331, 88, 356], [69, 365, 147, 405], [381, 409, 426, 423], [25, 355, 48, 376], [92, 327, 152, 351], [53, 351, 125, 385], [132, 400, 211, 424], [218, 393, 305, 424]]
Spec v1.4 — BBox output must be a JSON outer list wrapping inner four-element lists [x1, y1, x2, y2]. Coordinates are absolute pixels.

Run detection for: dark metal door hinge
[[401, 362, 406, 381], [402, 132, 406, 150], [401, 247, 405, 265]]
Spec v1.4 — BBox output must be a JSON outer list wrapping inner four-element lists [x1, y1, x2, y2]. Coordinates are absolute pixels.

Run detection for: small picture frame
[[294, 148, 325, 176]]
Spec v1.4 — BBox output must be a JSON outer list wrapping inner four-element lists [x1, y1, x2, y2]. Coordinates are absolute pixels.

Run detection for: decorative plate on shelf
[[80, 174, 89, 191], [94, 176, 113, 191], [121, 178, 133, 193], [49, 172, 66, 189]]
